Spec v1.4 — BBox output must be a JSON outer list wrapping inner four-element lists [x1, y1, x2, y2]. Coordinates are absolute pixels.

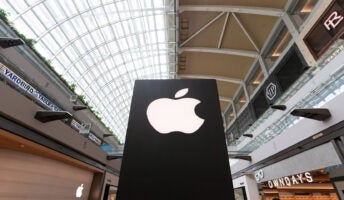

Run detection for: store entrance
[[259, 168, 339, 200]]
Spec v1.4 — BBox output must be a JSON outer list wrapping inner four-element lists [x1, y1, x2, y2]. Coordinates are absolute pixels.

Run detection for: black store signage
[[304, 0, 344, 59], [116, 79, 234, 200], [263, 77, 282, 105]]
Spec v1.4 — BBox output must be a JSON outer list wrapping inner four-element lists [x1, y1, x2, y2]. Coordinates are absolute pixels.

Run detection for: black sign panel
[[263, 77, 282, 105], [304, 0, 344, 59], [116, 79, 234, 200]]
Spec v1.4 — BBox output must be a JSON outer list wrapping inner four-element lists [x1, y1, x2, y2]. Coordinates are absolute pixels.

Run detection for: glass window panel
[[9, 1, 29, 12], [14, 18, 35, 38], [102, 26, 113, 41], [42, 34, 60, 54], [147, 15, 155, 30], [71, 41, 85, 56], [114, 23, 125, 37], [155, 14, 166, 29], [50, 27, 69, 47], [104, 4, 120, 23], [108, 41, 119, 53], [33, 3, 55, 27], [71, 16, 88, 35], [247, 65, 264, 96], [34, 43, 52, 59], [68, 66, 81, 78], [289, 0, 319, 29], [56, 52, 72, 67], [118, 37, 129, 51], [61, 21, 78, 40], [64, 46, 79, 61], [264, 25, 292, 70], [121, 21, 131, 35], [82, 11, 97, 30], [59, 0, 77, 16], [75, 62, 88, 75], [234, 89, 247, 113], [93, 7, 108, 27], [51, 59, 65, 75], [44, 1, 66, 21]]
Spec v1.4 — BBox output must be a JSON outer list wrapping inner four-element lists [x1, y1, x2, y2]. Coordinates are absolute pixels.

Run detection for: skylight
[[0, 0, 177, 144]]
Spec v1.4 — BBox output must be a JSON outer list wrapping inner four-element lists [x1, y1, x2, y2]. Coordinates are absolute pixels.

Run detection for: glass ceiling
[[0, 0, 177, 144]]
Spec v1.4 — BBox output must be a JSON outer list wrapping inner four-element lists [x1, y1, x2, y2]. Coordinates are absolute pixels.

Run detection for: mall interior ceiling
[[0, 0, 339, 154]]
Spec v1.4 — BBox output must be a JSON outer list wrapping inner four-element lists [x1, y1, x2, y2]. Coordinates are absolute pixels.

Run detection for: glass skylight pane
[[43, 34, 60, 54], [14, 18, 34, 38], [61, 21, 78, 40], [6, 1, 27, 12], [104, 4, 120, 23], [59, 0, 77, 16], [114, 23, 125, 37]]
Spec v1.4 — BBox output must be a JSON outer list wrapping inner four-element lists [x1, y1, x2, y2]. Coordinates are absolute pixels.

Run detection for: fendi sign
[[304, 0, 344, 59]]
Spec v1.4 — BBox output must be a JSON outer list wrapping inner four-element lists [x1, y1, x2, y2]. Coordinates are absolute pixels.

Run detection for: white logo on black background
[[324, 11, 343, 31], [266, 82, 277, 101], [146, 88, 205, 134], [255, 170, 264, 182]]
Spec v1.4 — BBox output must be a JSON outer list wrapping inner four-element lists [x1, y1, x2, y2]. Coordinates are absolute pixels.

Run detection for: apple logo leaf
[[174, 88, 189, 98]]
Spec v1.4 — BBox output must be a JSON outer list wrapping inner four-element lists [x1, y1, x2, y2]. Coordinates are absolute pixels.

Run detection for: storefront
[[257, 167, 341, 200]]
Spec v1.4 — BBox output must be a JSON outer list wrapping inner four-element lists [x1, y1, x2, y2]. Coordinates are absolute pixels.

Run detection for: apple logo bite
[[146, 88, 205, 134]]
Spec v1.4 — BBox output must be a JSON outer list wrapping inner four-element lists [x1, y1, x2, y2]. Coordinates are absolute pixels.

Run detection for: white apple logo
[[146, 88, 204, 134], [75, 184, 84, 198]]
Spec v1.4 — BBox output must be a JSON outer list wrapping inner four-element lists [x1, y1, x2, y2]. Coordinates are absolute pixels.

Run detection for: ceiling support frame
[[179, 5, 284, 17], [258, 56, 269, 77], [180, 12, 225, 47], [232, 13, 260, 52], [179, 47, 258, 58], [219, 96, 233, 103], [177, 74, 243, 85], [218, 12, 230, 48]]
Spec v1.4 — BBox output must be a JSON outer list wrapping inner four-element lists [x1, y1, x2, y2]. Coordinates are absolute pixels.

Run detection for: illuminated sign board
[[254, 169, 314, 188], [267, 172, 313, 188], [304, 0, 344, 59]]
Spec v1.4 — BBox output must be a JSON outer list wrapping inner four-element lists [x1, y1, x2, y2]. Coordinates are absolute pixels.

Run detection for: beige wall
[[0, 149, 94, 200]]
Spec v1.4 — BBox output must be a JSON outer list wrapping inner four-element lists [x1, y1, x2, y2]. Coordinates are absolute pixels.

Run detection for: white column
[[244, 174, 260, 200], [233, 174, 260, 200]]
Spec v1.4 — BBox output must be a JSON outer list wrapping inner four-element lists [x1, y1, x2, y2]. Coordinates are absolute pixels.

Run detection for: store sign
[[88, 133, 102, 145], [324, 11, 343, 30], [255, 169, 264, 182], [1, 65, 61, 112], [304, 0, 344, 59], [267, 172, 313, 188], [116, 79, 234, 200], [265, 82, 277, 101]]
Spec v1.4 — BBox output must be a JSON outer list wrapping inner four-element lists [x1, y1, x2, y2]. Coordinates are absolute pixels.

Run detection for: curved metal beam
[[179, 47, 258, 58], [177, 74, 243, 85], [179, 5, 283, 16], [219, 96, 233, 103]]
